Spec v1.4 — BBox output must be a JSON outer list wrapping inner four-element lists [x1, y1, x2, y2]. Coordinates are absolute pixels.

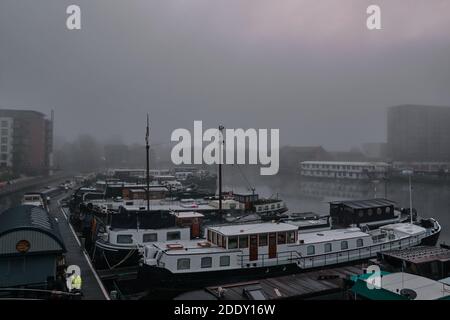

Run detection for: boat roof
[[208, 222, 298, 236], [330, 198, 396, 209], [170, 211, 205, 218], [151, 240, 229, 255], [380, 223, 425, 236], [301, 161, 390, 166], [380, 246, 450, 264], [362, 272, 450, 300], [299, 228, 369, 244]]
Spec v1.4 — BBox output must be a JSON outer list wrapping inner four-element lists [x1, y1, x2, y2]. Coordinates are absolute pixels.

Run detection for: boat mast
[[218, 125, 224, 215], [146, 114, 150, 215]]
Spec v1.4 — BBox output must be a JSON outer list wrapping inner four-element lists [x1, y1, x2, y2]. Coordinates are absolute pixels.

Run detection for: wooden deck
[[205, 265, 362, 300], [50, 195, 109, 300]]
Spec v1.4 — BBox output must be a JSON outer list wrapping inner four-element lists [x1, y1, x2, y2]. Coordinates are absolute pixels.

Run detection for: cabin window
[[377, 208, 382, 215], [143, 233, 158, 243], [218, 235, 223, 247], [368, 209, 373, 216], [358, 210, 364, 218], [239, 236, 248, 248], [116, 235, 133, 244], [271, 204, 275, 209], [341, 241, 348, 250], [265, 206, 269, 210], [212, 232, 218, 245], [177, 258, 190, 270], [307, 245, 315, 255], [228, 236, 238, 249], [287, 231, 295, 244], [220, 256, 230, 267], [208, 230, 212, 241], [324, 243, 332, 253], [356, 238, 364, 247], [259, 234, 268, 247], [277, 203, 281, 208], [167, 231, 181, 241], [277, 232, 286, 245], [258, 207, 262, 212], [201, 257, 212, 268], [386, 207, 391, 214]]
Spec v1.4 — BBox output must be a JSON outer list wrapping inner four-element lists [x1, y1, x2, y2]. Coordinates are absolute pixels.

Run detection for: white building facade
[[300, 161, 390, 180], [0, 117, 14, 168]]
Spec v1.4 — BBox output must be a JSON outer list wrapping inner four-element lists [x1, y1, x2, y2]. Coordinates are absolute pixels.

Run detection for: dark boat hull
[[137, 263, 300, 294], [93, 241, 140, 270]]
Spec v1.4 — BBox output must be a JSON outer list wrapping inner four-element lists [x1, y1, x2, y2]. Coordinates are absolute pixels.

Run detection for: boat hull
[[93, 240, 140, 270], [137, 263, 300, 294]]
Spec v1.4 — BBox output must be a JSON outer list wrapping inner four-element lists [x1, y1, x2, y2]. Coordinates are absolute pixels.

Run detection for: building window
[[377, 208, 382, 215], [386, 207, 391, 214], [1, 137, 7, 144], [368, 209, 373, 216], [324, 243, 332, 253], [228, 236, 238, 249], [259, 233, 268, 247], [117, 234, 133, 244], [1, 129, 8, 136], [1, 120, 8, 127], [0, 145, 6, 152], [220, 255, 230, 267], [1, 154, 7, 161], [341, 241, 348, 250], [307, 245, 315, 255], [287, 231, 295, 244], [143, 233, 157, 243], [356, 238, 364, 247], [277, 232, 286, 244], [238, 236, 248, 248], [177, 258, 190, 270], [201, 257, 212, 268], [167, 231, 181, 241]]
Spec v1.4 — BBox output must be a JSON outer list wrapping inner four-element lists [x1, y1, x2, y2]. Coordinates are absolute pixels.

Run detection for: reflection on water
[[225, 173, 450, 244]]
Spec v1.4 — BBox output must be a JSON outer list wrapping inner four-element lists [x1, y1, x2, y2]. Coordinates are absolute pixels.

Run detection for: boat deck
[[204, 265, 362, 300]]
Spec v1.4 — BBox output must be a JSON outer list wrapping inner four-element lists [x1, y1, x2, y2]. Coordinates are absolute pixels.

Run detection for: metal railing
[[235, 235, 423, 270]]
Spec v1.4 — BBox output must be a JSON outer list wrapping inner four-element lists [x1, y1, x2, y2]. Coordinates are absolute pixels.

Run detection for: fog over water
[[224, 173, 450, 244]]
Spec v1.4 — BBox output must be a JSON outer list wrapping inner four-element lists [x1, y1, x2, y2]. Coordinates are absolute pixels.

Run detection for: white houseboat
[[300, 161, 390, 180], [137, 218, 441, 291]]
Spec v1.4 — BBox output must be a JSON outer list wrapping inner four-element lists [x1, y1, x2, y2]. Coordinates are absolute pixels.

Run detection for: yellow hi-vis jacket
[[72, 275, 82, 290]]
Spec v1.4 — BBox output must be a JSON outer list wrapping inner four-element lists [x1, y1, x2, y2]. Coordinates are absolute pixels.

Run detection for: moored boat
[[137, 217, 441, 292]]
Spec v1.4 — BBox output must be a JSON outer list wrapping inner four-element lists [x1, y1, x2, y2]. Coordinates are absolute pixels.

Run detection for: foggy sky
[[1, 0, 450, 150]]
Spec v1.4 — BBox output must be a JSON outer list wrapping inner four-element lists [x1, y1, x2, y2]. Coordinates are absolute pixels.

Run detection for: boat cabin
[[171, 211, 204, 238], [330, 198, 397, 228], [206, 223, 298, 261]]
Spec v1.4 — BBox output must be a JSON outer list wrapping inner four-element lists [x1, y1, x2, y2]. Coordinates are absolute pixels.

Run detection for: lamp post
[[402, 169, 414, 224]]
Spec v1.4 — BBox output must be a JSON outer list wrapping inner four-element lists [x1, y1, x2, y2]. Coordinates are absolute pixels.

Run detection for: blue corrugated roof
[[0, 205, 66, 251]]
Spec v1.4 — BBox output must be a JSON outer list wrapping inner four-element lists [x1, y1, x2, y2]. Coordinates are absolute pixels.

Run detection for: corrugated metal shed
[[0, 205, 66, 256]]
